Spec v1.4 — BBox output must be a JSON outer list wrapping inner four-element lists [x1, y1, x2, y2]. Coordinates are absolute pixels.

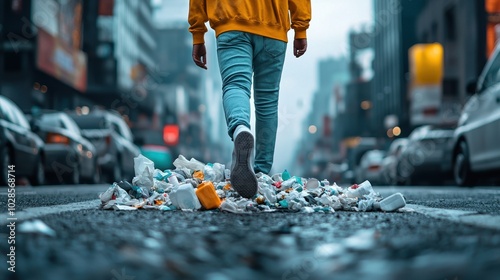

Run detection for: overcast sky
[[154, 0, 374, 173]]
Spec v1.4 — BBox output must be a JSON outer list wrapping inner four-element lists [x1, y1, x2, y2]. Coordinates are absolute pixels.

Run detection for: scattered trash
[[18, 219, 56, 237], [98, 155, 409, 214]]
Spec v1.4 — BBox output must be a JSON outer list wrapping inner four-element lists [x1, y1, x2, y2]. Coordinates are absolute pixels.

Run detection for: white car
[[381, 138, 408, 185], [452, 43, 500, 186], [355, 150, 386, 185]]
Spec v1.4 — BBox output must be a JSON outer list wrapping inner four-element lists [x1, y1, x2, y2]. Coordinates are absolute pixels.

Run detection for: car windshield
[[71, 115, 109, 130], [40, 114, 63, 128], [365, 151, 385, 161]]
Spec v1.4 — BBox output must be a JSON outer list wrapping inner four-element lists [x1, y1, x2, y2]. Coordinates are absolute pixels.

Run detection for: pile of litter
[[99, 155, 407, 213]]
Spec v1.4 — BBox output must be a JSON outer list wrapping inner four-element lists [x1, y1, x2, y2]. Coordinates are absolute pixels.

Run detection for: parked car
[[0, 96, 45, 186], [355, 149, 386, 185], [396, 125, 455, 185], [380, 138, 409, 185], [452, 43, 500, 186], [68, 110, 140, 182], [345, 137, 379, 184], [29, 111, 100, 184]]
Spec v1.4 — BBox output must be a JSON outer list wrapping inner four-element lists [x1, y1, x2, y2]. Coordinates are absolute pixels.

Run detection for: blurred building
[[294, 57, 350, 177], [334, 28, 376, 151], [372, 0, 425, 139], [372, 0, 488, 137], [416, 0, 487, 108], [153, 2, 231, 165]]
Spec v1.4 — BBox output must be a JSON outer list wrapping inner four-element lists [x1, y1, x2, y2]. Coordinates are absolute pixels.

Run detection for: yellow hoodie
[[188, 0, 311, 44]]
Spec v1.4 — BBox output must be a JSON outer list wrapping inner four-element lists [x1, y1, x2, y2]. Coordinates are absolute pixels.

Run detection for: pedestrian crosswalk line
[[0, 199, 100, 225], [408, 204, 500, 231]]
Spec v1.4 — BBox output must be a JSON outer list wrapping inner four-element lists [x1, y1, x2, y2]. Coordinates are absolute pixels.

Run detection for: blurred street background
[[0, 0, 499, 187], [1, 0, 500, 187], [1, 0, 500, 279]]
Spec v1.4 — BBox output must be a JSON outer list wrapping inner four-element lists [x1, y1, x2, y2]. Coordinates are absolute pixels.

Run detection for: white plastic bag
[[173, 155, 205, 171], [132, 154, 155, 188]]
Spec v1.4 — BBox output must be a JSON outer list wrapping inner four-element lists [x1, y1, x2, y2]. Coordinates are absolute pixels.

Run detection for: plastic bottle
[[374, 193, 406, 212], [169, 183, 201, 210], [305, 178, 319, 190], [195, 181, 221, 210], [346, 180, 373, 198], [282, 169, 291, 181], [168, 175, 179, 186]]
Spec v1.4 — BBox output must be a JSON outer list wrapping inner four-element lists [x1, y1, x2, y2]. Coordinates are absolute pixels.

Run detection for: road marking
[[2, 200, 499, 231], [408, 204, 500, 231], [0, 199, 100, 224]]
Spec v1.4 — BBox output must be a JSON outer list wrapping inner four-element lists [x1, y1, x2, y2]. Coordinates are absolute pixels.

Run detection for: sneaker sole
[[230, 131, 258, 198]]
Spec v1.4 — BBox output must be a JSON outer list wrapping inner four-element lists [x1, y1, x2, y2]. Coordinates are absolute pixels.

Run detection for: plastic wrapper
[[100, 183, 132, 209], [282, 169, 291, 181], [212, 163, 225, 182], [173, 169, 189, 181], [193, 170, 204, 180], [220, 198, 247, 214], [271, 173, 282, 182], [204, 163, 224, 182], [117, 180, 133, 192], [173, 155, 205, 172], [153, 169, 170, 181], [113, 205, 137, 211], [259, 184, 277, 204], [129, 185, 150, 199], [358, 199, 375, 212], [131, 155, 155, 188]]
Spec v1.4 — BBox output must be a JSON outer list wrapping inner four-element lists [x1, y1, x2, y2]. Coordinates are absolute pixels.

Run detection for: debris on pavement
[[18, 219, 56, 237], [98, 155, 408, 213]]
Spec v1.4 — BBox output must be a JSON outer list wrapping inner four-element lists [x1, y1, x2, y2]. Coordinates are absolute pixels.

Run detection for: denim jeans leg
[[252, 36, 287, 174], [216, 31, 253, 140]]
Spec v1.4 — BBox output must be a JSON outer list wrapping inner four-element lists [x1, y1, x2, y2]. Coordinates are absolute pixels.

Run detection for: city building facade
[[372, 0, 424, 138]]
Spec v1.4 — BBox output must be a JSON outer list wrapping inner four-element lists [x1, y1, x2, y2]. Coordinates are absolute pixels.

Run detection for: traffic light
[[163, 124, 179, 146]]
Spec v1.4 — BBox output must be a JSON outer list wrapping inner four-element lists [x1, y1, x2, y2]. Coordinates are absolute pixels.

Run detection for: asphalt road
[[1, 184, 500, 280]]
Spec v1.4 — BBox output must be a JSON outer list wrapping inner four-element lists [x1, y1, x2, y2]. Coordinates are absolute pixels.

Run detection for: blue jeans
[[217, 31, 287, 174]]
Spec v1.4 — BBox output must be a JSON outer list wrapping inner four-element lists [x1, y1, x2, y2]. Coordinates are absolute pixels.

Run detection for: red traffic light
[[163, 124, 180, 146]]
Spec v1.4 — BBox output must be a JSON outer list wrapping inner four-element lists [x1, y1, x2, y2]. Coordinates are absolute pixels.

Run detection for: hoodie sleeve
[[188, 0, 208, 44], [288, 0, 311, 39]]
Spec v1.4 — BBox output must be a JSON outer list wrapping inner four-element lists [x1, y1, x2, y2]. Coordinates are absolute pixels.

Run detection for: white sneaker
[[230, 129, 258, 198]]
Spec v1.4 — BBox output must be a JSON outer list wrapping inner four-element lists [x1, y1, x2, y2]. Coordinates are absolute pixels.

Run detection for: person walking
[[188, 0, 311, 198]]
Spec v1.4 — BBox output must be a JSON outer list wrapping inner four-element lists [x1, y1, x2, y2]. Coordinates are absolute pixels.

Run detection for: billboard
[[37, 28, 87, 92], [487, 0, 500, 58], [33, 0, 87, 92], [408, 44, 444, 126]]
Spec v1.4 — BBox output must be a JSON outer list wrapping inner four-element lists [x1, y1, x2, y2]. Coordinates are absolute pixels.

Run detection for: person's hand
[[192, 44, 207, 69], [294, 38, 307, 58]]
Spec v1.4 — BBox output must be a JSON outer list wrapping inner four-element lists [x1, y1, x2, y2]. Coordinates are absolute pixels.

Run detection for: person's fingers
[[192, 44, 208, 69], [294, 47, 306, 58], [201, 53, 207, 65], [192, 50, 207, 69], [193, 55, 207, 69], [196, 60, 207, 69], [294, 39, 307, 58]]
